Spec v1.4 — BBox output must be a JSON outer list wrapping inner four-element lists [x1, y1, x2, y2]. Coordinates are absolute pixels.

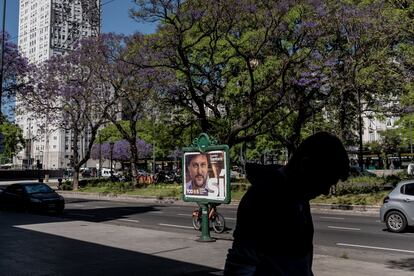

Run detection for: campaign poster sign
[[183, 150, 227, 202]]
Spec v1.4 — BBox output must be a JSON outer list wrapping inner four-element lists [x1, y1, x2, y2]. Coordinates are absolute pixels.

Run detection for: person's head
[[187, 153, 209, 188], [284, 132, 349, 199]]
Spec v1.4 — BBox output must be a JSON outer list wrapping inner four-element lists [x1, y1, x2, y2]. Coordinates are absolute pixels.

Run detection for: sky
[[1, 0, 157, 43]]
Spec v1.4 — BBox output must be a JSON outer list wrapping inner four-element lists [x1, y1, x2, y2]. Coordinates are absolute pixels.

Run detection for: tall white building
[[363, 115, 398, 144], [15, 0, 100, 169]]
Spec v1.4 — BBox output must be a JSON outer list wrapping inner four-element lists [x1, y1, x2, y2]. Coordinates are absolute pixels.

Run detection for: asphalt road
[[57, 198, 414, 265]]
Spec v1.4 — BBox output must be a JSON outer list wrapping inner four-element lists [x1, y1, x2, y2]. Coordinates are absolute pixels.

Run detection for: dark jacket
[[233, 163, 314, 257]]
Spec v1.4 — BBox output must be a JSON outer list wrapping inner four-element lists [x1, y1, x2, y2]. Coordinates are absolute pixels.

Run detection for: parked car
[[380, 180, 414, 233], [63, 169, 73, 179], [81, 168, 92, 178], [154, 170, 180, 184], [349, 166, 376, 177], [0, 183, 65, 214], [101, 168, 119, 178]]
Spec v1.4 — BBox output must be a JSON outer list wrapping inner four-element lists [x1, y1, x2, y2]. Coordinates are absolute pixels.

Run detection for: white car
[[380, 180, 414, 233], [101, 168, 118, 178]]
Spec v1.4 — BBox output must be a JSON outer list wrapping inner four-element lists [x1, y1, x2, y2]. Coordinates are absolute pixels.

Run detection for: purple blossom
[[303, 21, 318, 29], [168, 148, 182, 159], [91, 139, 152, 161]]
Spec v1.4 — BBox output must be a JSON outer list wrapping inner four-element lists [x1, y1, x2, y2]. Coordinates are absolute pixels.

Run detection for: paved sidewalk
[[6, 183, 409, 275], [5, 212, 412, 276]]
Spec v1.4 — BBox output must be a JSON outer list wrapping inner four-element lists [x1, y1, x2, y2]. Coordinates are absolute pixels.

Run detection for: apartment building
[[14, 0, 100, 169]]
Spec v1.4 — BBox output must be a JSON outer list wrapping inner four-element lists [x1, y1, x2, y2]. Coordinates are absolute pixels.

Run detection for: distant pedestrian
[[224, 132, 350, 276], [408, 163, 414, 176]]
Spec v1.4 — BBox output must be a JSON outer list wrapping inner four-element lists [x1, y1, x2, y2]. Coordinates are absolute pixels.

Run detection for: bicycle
[[192, 203, 226, 233]]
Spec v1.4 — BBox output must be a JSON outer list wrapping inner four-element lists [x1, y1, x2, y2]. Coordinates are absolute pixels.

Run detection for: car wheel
[[385, 211, 407, 233]]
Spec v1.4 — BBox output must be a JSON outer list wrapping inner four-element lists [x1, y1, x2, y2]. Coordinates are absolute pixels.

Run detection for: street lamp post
[[109, 141, 114, 179], [0, 0, 6, 123], [409, 120, 413, 160], [98, 134, 102, 178], [26, 118, 32, 169]]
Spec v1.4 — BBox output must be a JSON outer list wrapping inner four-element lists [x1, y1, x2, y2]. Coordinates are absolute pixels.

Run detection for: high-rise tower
[[15, 0, 101, 170]]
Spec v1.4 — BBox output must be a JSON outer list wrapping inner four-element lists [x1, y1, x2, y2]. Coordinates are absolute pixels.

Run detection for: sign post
[[182, 133, 231, 242], [0, 132, 4, 154]]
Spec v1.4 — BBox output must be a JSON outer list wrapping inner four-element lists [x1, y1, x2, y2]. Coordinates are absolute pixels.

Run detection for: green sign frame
[[182, 133, 231, 205]]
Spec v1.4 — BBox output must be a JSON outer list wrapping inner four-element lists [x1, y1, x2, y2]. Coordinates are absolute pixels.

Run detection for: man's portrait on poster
[[184, 151, 227, 200]]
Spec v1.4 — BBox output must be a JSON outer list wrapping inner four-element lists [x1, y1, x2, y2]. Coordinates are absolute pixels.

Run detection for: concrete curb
[[310, 203, 380, 214], [57, 191, 189, 205], [57, 191, 381, 214]]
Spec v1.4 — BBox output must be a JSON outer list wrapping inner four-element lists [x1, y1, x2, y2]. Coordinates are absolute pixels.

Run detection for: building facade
[[362, 115, 398, 144], [14, 0, 100, 169]]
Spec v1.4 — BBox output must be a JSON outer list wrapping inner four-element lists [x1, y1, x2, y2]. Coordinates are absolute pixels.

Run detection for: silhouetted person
[[224, 132, 350, 275]]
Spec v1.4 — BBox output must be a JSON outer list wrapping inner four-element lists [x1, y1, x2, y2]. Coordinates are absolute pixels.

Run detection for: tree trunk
[[73, 170, 79, 190], [130, 140, 139, 186], [72, 130, 80, 190], [130, 161, 138, 186], [357, 90, 364, 171]]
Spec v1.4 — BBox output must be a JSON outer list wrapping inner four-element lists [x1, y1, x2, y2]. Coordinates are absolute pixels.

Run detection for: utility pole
[[0, 0, 7, 123], [98, 134, 102, 178], [410, 120, 413, 160], [109, 141, 114, 179]]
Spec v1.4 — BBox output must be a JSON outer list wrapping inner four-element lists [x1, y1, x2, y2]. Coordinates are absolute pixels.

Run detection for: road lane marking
[[328, 226, 360, 231], [320, 216, 345, 220], [117, 218, 140, 223], [158, 223, 194, 229], [337, 243, 414, 254], [178, 213, 236, 221], [67, 213, 95, 217], [70, 204, 85, 207]]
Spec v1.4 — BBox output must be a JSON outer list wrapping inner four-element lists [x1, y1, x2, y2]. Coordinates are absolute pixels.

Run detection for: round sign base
[[196, 236, 216, 242]]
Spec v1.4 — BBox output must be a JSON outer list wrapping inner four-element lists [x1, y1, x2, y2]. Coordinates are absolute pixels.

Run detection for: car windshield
[[24, 184, 54, 194]]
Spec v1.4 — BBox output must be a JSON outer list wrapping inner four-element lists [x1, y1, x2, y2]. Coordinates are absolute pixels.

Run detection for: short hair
[[186, 153, 208, 167], [289, 132, 350, 181]]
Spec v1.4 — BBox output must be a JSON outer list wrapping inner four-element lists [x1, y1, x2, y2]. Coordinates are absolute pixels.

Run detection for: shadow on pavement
[[63, 199, 104, 204], [0, 212, 222, 276], [63, 205, 162, 222], [381, 227, 414, 234], [1, 200, 164, 224], [387, 258, 414, 272]]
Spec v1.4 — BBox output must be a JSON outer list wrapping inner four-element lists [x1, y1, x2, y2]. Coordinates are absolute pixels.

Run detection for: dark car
[[0, 183, 65, 214], [81, 168, 92, 178]]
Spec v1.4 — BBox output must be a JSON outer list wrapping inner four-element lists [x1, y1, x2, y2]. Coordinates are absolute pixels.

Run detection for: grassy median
[[67, 174, 400, 205]]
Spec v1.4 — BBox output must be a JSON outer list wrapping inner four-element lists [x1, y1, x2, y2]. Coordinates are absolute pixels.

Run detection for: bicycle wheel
[[212, 213, 226, 233], [192, 215, 202, 231]]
